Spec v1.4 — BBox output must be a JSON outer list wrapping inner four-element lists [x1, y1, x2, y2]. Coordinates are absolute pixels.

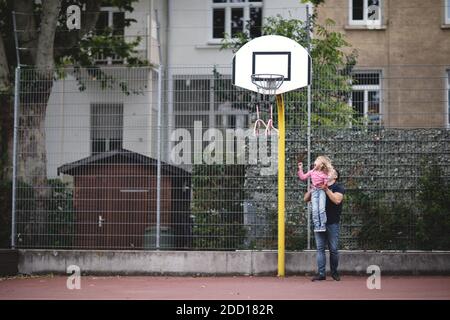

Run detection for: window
[[351, 72, 381, 124], [349, 0, 382, 26], [174, 77, 248, 129], [95, 7, 125, 64], [212, 0, 263, 40], [173, 76, 249, 159], [91, 104, 123, 155], [446, 0, 450, 24]]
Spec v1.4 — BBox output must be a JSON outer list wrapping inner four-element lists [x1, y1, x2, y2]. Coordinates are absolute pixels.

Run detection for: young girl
[[298, 156, 333, 232]]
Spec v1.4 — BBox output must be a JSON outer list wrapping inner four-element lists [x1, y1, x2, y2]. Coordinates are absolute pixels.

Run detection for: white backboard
[[232, 35, 311, 94]]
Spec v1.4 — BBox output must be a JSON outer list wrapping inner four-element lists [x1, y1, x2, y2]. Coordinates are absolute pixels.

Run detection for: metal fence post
[[156, 65, 163, 249], [306, 5, 313, 250], [11, 67, 20, 249]]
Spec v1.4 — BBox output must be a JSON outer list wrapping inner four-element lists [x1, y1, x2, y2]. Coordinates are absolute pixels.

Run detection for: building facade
[[316, 0, 450, 128], [45, 0, 310, 177]]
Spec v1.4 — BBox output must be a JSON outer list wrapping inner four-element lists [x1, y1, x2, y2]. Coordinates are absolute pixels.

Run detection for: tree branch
[[13, 0, 37, 65], [35, 0, 62, 70], [54, 0, 103, 61], [0, 34, 10, 92]]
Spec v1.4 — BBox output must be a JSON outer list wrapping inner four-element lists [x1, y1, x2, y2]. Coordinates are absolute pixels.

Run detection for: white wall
[[168, 0, 233, 68], [45, 70, 155, 179], [45, 75, 91, 179], [168, 0, 309, 69], [125, 0, 150, 59]]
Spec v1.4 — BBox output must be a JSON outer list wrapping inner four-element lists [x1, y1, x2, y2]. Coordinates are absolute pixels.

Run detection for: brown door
[[74, 176, 108, 249], [103, 170, 151, 249]]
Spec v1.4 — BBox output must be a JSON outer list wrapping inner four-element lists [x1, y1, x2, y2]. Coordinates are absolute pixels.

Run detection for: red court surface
[[0, 275, 449, 300]]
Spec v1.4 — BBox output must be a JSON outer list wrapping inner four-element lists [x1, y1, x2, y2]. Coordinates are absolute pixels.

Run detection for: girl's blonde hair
[[315, 155, 333, 173]]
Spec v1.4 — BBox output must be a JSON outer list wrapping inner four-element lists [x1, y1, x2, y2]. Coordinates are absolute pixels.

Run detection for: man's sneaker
[[314, 228, 326, 232], [311, 274, 326, 282], [331, 273, 341, 281]]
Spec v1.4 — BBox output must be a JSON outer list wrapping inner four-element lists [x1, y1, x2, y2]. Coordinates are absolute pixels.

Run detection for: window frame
[[446, 0, 450, 25], [209, 0, 263, 44], [348, 0, 382, 27], [90, 103, 124, 155], [350, 70, 382, 125], [171, 74, 250, 163], [96, 6, 125, 65], [173, 75, 249, 130]]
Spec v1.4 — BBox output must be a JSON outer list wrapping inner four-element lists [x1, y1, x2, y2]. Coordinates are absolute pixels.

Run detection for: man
[[304, 169, 345, 281]]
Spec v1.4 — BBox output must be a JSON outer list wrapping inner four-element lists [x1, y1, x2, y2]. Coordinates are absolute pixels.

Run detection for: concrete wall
[[18, 250, 450, 276], [316, 0, 450, 128], [0, 250, 18, 276]]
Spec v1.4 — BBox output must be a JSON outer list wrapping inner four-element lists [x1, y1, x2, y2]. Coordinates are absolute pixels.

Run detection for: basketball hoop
[[233, 35, 311, 278], [251, 74, 284, 136], [251, 74, 285, 95]]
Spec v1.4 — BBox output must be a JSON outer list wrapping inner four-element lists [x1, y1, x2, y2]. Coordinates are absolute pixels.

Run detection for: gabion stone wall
[[244, 128, 450, 250]]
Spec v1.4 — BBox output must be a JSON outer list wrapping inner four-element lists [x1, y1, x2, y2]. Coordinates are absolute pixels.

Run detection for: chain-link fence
[[11, 65, 450, 251]]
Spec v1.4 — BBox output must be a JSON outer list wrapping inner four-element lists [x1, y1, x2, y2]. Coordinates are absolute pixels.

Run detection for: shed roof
[[57, 148, 189, 177]]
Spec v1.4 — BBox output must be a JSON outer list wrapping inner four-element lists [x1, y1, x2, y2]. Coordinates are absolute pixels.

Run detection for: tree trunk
[[17, 70, 54, 247], [17, 0, 61, 247], [0, 95, 13, 181], [0, 33, 13, 181], [35, 0, 61, 70]]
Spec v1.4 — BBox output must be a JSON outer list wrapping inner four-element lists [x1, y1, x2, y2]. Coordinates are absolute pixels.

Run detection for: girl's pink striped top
[[298, 168, 329, 188]]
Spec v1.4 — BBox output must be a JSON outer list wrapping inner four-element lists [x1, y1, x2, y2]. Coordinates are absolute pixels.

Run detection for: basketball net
[[251, 74, 284, 137]]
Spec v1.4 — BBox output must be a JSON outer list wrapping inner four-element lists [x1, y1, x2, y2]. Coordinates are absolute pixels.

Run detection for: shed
[[58, 149, 192, 250]]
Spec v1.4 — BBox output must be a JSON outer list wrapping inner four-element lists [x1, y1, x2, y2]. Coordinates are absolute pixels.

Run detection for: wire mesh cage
[[11, 64, 450, 251]]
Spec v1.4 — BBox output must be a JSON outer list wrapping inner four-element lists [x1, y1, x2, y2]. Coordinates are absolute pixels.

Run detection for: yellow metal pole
[[276, 94, 285, 277]]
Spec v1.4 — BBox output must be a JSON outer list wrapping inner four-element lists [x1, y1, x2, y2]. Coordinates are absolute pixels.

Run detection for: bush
[[15, 179, 74, 248], [416, 165, 450, 250], [351, 191, 417, 250], [45, 179, 74, 248], [191, 164, 246, 250], [349, 163, 450, 251]]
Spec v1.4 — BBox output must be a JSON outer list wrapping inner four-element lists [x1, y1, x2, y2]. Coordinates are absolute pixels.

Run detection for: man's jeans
[[311, 188, 327, 230], [313, 223, 340, 277]]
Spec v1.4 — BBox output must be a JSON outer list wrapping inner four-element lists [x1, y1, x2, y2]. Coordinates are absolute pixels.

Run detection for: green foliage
[[54, 0, 150, 94], [350, 191, 416, 250], [57, 27, 148, 70], [0, 1, 149, 93], [191, 164, 247, 250], [416, 165, 450, 250], [348, 164, 450, 250], [45, 179, 74, 248], [221, 14, 359, 127], [286, 215, 308, 250], [15, 179, 74, 248]]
